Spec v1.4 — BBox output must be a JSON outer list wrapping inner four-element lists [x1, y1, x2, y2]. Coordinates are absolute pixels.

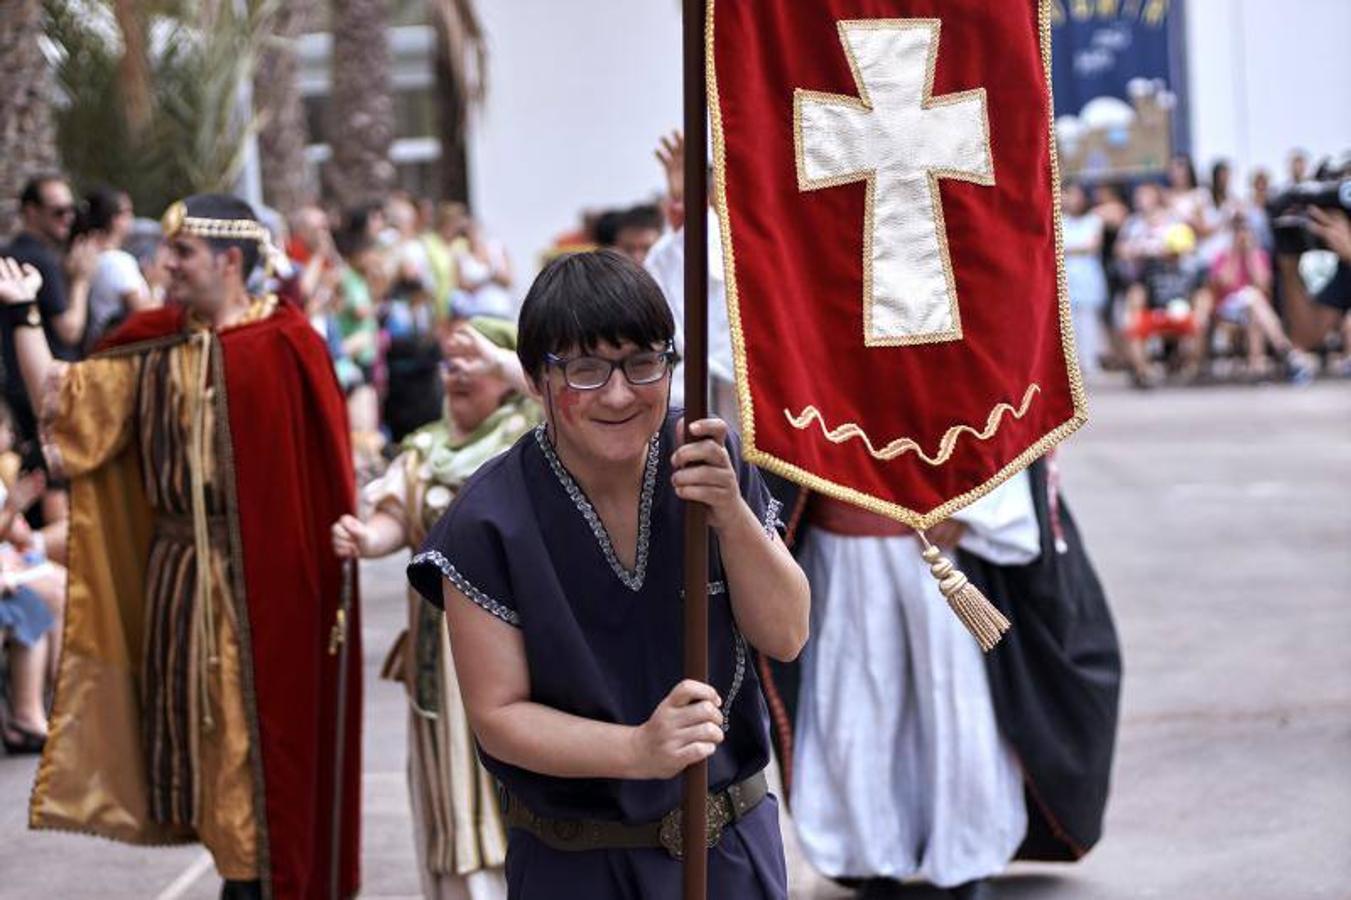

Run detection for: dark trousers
[[221, 880, 262, 900]]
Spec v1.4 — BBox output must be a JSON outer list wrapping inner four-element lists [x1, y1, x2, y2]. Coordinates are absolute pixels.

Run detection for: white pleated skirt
[[790, 531, 1027, 888]]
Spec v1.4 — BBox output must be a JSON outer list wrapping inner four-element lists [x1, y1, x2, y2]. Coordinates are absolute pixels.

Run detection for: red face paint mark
[[555, 384, 582, 424]]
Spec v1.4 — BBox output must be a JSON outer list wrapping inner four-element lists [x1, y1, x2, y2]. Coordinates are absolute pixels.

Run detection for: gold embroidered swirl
[[785, 384, 1041, 466]]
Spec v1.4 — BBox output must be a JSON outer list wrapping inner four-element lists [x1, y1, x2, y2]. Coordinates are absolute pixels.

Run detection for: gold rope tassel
[[917, 532, 1010, 652]]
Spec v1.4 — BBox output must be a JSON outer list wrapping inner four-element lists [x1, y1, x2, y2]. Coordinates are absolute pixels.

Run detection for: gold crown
[[161, 200, 270, 245]]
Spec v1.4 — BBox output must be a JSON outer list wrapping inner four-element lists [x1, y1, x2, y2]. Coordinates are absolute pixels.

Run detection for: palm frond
[[45, 0, 280, 213]]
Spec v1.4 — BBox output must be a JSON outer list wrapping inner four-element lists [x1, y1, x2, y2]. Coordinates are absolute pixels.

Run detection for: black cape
[[758, 461, 1121, 862], [958, 461, 1122, 860]]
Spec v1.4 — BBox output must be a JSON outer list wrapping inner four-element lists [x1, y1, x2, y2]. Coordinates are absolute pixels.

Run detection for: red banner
[[710, 0, 1086, 529]]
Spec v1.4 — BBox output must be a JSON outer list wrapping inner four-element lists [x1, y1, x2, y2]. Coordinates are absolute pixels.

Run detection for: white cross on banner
[[795, 19, 994, 347]]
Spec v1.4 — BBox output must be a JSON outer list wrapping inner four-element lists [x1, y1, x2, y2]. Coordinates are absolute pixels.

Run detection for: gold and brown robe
[[31, 303, 279, 878]]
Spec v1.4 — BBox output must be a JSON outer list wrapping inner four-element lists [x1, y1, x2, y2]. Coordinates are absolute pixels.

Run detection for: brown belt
[[502, 770, 769, 860], [154, 513, 229, 544]]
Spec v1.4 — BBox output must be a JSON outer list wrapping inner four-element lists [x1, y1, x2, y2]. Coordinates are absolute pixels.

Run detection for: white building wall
[[1185, 0, 1351, 185], [466, 0, 683, 294]]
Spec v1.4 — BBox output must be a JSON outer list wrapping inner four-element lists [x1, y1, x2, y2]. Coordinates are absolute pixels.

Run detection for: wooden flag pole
[[680, 0, 710, 897], [329, 560, 355, 900]]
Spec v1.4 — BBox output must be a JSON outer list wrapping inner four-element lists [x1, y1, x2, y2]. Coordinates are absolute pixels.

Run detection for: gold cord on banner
[[785, 384, 1041, 466], [916, 530, 1009, 652]]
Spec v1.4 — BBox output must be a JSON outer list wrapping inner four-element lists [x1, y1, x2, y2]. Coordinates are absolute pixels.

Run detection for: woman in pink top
[[1209, 215, 1313, 380]]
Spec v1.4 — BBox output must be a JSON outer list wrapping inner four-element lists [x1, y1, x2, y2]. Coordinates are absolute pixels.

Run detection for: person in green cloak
[[333, 317, 537, 900]]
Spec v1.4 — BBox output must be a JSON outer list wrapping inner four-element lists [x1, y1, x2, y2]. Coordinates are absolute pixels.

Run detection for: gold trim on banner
[[785, 384, 1041, 466], [1042, 0, 1090, 431], [709, 0, 1087, 530], [792, 18, 995, 348]]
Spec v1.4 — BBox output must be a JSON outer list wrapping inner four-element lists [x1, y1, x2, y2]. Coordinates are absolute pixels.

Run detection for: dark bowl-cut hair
[[517, 250, 676, 381], [182, 193, 262, 276]]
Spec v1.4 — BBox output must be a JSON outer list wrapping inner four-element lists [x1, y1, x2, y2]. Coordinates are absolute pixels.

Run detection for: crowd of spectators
[[1062, 149, 1351, 388], [0, 174, 85, 755]]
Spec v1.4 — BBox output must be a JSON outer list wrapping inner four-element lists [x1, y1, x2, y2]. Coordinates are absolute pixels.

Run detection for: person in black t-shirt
[[1, 176, 95, 488]]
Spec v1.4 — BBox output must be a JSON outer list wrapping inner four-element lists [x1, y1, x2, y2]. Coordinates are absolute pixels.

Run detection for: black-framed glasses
[[545, 344, 676, 391]]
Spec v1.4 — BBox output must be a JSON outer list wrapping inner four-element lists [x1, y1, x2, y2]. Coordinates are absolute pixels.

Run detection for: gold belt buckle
[[658, 793, 733, 861]]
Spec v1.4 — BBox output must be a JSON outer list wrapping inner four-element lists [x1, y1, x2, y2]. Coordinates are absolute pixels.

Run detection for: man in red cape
[[0, 194, 360, 900]]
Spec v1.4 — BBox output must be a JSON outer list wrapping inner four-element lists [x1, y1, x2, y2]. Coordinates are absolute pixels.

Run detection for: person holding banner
[[407, 249, 808, 899]]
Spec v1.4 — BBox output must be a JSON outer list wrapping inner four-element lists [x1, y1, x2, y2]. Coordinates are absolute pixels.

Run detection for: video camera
[[1268, 155, 1351, 256]]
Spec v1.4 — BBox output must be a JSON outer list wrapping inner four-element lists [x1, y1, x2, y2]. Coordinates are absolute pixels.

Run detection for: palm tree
[[0, 0, 60, 237], [257, 0, 319, 215], [430, 0, 487, 204], [328, 0, 397, 210], [326, 0, 487, 208], [110, 0, 153, 140]]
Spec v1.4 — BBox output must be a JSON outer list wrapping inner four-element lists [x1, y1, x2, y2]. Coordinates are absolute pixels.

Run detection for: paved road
[[1, 380, 1347, 899], [1002, 380, 1351, 900]]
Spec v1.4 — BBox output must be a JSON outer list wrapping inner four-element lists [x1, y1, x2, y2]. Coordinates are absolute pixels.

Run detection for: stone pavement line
[[154, 851, 214, 900]]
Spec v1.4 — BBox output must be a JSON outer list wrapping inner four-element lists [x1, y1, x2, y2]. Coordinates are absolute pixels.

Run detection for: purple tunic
[[408, 411, 788, 899]]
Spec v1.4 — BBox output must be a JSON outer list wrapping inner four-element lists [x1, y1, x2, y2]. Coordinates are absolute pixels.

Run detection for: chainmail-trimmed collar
[[535, 424, 661, 592]]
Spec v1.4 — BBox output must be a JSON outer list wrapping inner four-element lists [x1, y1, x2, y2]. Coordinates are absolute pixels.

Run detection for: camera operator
[[1266, 158, 1351, 357], [1307, 205, 1351, 374]]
